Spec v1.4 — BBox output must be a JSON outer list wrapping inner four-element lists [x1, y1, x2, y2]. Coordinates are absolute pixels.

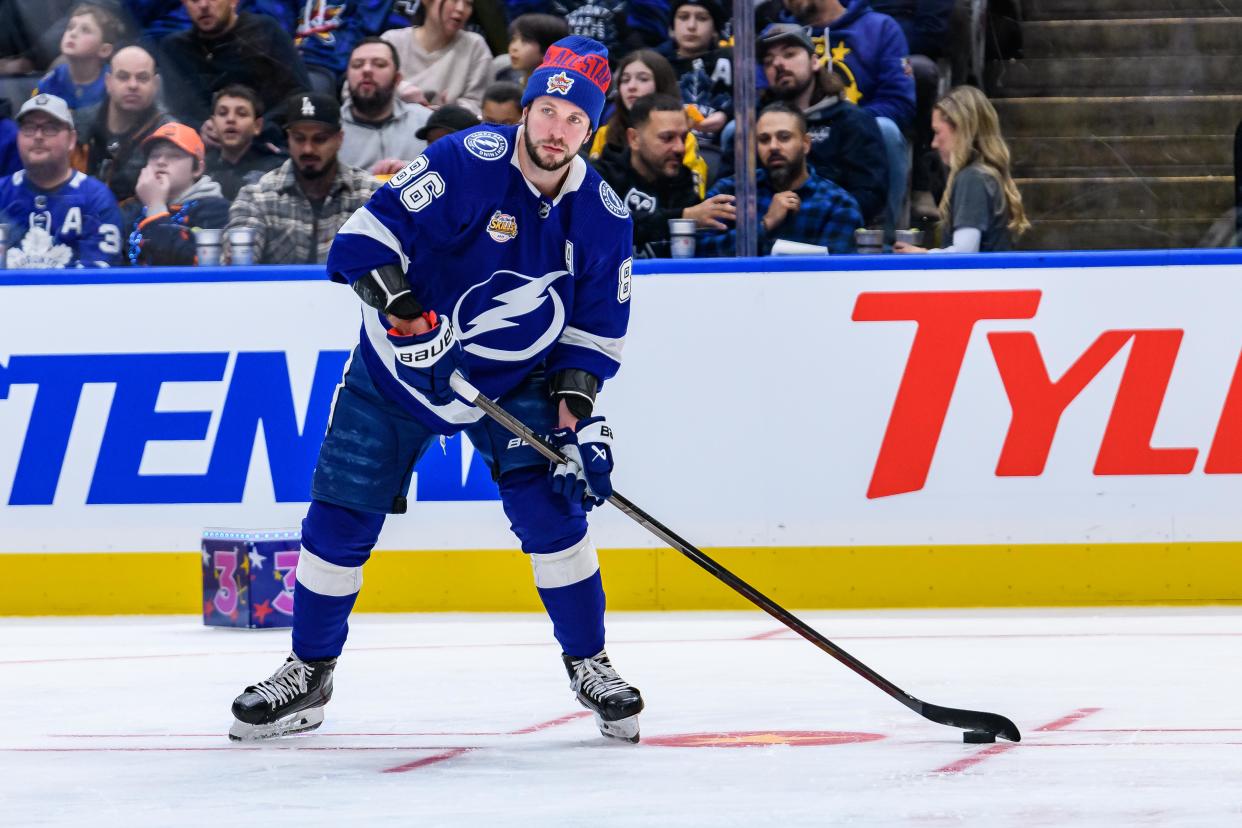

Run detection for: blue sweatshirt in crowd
[[789, 0, 915, 130]]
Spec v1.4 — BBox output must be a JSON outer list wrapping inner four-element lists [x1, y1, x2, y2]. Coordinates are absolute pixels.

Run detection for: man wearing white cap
[[0, 94, 122, 268]]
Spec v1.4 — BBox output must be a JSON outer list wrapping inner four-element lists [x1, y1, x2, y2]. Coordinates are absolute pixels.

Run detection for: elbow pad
[[353, 264, 423, 319], [550, 369, 599, 419]]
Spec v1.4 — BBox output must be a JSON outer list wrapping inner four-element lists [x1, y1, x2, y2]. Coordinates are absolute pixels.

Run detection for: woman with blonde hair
[[895, 85, 1030, 253]]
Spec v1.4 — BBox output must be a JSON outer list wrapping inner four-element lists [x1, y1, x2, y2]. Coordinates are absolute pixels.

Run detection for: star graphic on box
[[249, 549, 266, 571], [253, 599, 273, 624]]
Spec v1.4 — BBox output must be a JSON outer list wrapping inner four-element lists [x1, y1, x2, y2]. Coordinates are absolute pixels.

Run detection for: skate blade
[[228, 707, 325, 742], [595, 712, 640, 743]]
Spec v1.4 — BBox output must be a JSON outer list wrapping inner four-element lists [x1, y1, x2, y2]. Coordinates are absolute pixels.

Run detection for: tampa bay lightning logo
[[599, 181, 629, 218], [452, 269, 569, 361], [463, 131, 508, 161]]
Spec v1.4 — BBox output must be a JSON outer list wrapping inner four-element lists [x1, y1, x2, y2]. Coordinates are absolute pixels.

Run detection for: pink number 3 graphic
[[273, 550, 299, 616], [213, 549, 239, 615]]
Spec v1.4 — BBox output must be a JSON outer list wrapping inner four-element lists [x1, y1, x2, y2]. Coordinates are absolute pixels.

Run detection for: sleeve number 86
[[390, 156, 445, 213]]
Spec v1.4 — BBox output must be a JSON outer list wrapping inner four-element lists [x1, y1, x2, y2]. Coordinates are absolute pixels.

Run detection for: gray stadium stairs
[[986, 0, 1242, 250]]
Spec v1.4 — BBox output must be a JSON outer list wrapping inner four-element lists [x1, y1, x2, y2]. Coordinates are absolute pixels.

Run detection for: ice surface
[[3, 608, 1242, 827]]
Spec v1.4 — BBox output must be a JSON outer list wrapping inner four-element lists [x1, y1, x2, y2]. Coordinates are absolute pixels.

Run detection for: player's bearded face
[[523, 101, 591, 172]]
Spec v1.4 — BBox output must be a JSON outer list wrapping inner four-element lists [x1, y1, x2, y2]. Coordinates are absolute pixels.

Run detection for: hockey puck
[[963, 730, 996, 744]]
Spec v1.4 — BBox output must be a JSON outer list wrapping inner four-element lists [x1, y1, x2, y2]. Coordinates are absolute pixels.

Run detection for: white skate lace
[[250, 659, 311, 708], [572, 654, 631, 700]]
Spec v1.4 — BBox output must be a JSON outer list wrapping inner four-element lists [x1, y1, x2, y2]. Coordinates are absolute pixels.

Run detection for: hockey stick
[[449, 374, 1020, 743]]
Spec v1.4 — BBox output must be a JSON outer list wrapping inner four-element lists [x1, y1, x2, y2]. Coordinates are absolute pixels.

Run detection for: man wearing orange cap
[[120, 122, 230, 265]]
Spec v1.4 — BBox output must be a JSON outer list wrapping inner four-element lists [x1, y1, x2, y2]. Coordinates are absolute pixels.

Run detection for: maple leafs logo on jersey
[[546, 71, 575, 96], [7, 225, 72, 269]]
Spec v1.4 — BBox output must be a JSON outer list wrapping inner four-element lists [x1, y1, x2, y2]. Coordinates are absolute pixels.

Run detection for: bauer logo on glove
[[548, 416, 614, 510], [387, 311, 467, 406]]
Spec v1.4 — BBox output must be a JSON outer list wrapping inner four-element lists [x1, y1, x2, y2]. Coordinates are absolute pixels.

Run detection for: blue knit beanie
[[520, 35, 612, 129]]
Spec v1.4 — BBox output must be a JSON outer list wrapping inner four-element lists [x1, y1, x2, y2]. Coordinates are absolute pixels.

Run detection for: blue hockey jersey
[[327, 123, 635, 434], [0, 170, 122, 268]]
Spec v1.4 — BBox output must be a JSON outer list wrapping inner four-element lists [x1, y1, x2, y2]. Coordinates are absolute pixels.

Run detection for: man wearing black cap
[[414, 104, 481, 146], [657, 0, 732, 142], [224, 92, 380, 264], [759, 22, 887, 225]]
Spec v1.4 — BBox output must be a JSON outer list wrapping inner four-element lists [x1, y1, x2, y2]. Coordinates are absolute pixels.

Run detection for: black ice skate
[[563, 650, 644, 743], [228, 653, 336, 741]]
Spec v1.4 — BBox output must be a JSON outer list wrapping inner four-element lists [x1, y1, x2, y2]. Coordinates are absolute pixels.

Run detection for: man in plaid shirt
[[697, 102, 862, 256], [225, 93, 380, 264]]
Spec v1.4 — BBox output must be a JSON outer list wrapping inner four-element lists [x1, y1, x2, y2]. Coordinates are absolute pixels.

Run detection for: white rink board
[[2, 261, 1242, 553]]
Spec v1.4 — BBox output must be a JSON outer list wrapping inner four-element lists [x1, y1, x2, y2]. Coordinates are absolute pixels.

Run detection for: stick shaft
[[450, 375, 920, 712]]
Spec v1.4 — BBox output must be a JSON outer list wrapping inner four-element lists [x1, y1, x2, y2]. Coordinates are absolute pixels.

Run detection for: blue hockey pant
[[291, 352, 606, 661]]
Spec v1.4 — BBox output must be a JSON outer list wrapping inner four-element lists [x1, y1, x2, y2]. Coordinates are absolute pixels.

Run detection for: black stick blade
[[921, 702, 1022, 742]]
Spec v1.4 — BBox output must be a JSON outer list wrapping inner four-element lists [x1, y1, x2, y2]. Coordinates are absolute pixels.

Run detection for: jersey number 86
[[389, 156, 446, 213]]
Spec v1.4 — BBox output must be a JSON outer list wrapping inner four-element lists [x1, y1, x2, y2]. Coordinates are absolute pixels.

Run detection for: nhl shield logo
[[546, 71, 575, 96], [486, 210, 518, 242]]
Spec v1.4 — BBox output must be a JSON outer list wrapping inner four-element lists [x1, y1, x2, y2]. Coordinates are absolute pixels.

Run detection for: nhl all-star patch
[[546, 71, 574, 95], [487, 210, 518, 242]]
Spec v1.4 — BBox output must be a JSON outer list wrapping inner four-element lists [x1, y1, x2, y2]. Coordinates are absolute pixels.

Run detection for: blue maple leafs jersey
[[0, 170, 123, 268], [327, 123, 635, 433]]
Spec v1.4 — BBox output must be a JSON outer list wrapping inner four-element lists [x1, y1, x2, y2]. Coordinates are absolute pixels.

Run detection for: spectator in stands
[[481, 82, 524, 125], [204, 85, 285, 200], [872, 0, 953, 220], [0, 94, 122, 268], [698, 102, 861, 256], [78, 45, 174, 203], [0, 114, 20, 177], [289, 0, 395, 96], [340, 37, 433, 175], [0, 0, 76, 75], [414, 104, 480, 145], [381, 0, 492, 114], [778, 0, 915, 231], [225, 92, 380, 264], [34, 4, 123, 131], [895, 85, 1028, 253], [121, 121, 230, 264], [159, 0, 311, 139], [593, 94, 736, 258], [506, 0, 666, 55], [657, 0, 732, 143], [590, 49, 709, 199], [494, 13, 568, 86], [760, 23, 886, 224]]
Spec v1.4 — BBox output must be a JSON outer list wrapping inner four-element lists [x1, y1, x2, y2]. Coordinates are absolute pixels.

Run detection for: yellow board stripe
[[3, 543, 1241, 616]]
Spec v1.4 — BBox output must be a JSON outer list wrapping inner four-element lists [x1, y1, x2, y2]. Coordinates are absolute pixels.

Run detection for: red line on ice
[[932, 707, 1101, 775], [377, 711, 592, 773], [1033, 707, 1102, 732], [382, 747, 475, 773], [508, 711, 592, 734]]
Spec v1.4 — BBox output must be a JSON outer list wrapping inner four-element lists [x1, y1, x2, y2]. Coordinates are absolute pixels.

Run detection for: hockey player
[[0, 94, 122, 268], [230, 36, 645, 744]]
